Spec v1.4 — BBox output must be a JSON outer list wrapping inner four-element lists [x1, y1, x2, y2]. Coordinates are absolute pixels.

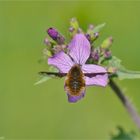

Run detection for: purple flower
[[48, 33, 108, 103]]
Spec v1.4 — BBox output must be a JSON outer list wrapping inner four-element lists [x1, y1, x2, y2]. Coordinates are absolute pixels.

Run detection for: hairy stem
[[109, 79, 140, 129]]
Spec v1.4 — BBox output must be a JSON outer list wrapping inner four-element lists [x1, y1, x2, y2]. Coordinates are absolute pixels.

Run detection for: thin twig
[[109, 79, 140, 129]]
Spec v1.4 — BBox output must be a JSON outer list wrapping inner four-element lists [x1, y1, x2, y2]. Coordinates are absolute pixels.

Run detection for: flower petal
[[68, 33, 90, 65], [48, 51, 74, 73], [82, 64, 107, 73], [85, 74, 108, 87], [67, 92, 85, 103], [82, 64, 108, 87]]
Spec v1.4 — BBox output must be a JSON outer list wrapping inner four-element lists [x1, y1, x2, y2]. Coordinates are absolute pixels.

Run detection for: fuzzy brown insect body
[[65, 64, 86, 96]]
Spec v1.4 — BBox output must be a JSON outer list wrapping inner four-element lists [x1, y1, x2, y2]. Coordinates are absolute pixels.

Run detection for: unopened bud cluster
[[89, 36, 113, 64], [43, 18, 114, 66], [44, 27, 67, 57]]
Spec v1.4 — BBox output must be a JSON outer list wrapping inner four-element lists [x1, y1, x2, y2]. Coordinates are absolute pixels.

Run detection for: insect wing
[[39, 71, 67, 78], [84, 72, 110, 78]]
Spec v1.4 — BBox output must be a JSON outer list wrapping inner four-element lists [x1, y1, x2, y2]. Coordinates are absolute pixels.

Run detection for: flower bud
[[47, 27, 65, 45], [101, 36, 113, 49], [43, 48, 52, 57], [86, 24, 99, 42], [57, 34, 65, 45], [47, 28, 58, 40], [69, 27, 74, 32], [70, 18, 79, 30], [104, 50, 112, 59], [44, 37, 51, 46], [53, 45, 66, 54], [94, 32, 99, 38], [69, 18, 81, 36], [92, 32, 99, 41], [88, 24, 94, 30], [91, 49, 99, 61], [85, 33, 91, 41]]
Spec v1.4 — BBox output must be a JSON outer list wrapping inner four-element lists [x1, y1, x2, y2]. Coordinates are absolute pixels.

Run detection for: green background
[[0, 1, 140, 139]]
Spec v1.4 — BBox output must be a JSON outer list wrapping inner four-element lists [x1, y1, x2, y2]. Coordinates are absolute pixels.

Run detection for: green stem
[[109, 79, 140, 129]]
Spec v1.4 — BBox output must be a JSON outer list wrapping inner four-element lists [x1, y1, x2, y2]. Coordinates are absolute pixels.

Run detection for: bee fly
[[39, 64, 110, 96], [65, 65, 85, 96]]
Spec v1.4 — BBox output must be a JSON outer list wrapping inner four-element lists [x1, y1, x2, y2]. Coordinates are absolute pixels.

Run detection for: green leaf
[[108, 56, 140, 80], [93, 23, 106, 33], [110, 126, 137, 140], [108, 56, 121, 68], [49, 66, 59, 72], [43, 48, 52, 57], [117, 67, 140, 80], [35, 66, 59, 85], [34, 76, 51, 85]]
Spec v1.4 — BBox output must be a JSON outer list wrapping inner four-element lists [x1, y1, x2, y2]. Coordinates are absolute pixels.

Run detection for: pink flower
[[48, 33, 108, 103]]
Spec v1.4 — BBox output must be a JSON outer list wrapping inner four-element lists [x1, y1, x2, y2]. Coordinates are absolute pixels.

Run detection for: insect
[[39, 64, 111, 96]]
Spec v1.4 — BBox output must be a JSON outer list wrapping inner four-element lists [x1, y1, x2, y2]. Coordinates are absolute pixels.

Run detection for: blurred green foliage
[[110, 126, 137, 140], [0, 1, 140, 139]]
